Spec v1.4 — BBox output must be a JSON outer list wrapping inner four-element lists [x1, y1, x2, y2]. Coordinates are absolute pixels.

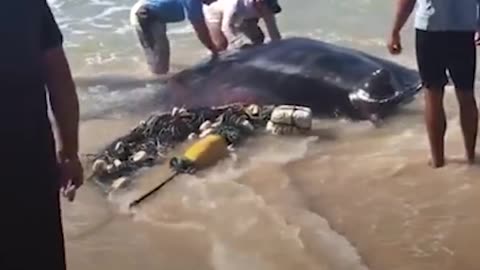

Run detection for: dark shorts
[[415, 29, 476, 91], [0, 142, 66, 270], [265, 0, 282, 14]]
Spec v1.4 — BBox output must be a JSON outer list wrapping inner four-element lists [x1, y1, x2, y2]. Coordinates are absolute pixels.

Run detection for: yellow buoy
[[181, 134, 229, 170], [131, 134, 230, 208]]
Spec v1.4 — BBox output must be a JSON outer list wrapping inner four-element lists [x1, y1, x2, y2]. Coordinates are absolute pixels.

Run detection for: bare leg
[[148, 22, 170, 74], [455, 89, 478, 163], [424, 87, 447, 168], [132, 4, 170, 74]]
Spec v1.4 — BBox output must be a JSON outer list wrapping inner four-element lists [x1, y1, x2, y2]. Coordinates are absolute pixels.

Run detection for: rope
[[169, 157, 196, 174], [128, 172, 180, 209]]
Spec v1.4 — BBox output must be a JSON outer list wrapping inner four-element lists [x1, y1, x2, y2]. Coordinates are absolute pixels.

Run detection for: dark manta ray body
[[164, 37, 422, 121]]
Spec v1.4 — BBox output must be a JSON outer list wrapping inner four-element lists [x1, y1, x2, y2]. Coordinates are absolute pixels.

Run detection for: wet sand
[[61, 88, 480, 270]]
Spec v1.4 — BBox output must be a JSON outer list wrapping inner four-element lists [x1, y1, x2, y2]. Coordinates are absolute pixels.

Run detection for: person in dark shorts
[[388, 0, 480, 168], [0, 1, 83, 269]]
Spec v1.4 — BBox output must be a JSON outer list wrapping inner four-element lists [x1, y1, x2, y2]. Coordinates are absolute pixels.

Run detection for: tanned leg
[[455, 89, 478, 164], [424, 87, 447, 168]]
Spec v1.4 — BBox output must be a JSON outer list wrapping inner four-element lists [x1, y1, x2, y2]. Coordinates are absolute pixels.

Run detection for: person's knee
[[134, 7, 158, 49], [135, 4, 150, 21]]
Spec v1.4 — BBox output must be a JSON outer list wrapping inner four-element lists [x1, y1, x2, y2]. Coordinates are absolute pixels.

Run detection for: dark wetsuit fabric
[[0, 1, 66, 269]]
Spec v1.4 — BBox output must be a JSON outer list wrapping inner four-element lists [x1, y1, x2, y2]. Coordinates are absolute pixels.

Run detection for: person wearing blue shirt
[[388, 0, 480, 168], [130, 0, 220, 74]]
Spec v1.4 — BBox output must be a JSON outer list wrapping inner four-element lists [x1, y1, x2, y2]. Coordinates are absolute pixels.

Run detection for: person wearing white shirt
[[203, 0, 282, 50]]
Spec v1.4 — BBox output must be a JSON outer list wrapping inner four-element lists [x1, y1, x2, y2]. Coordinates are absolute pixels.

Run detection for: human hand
[[475, 31, 480, 46], [209, 50, 219, 62], [388, 31, 402, 55], [58, 154, 84, 202]]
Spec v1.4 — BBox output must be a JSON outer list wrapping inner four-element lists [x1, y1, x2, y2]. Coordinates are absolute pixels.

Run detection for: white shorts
[[203, 0, 224, 24]]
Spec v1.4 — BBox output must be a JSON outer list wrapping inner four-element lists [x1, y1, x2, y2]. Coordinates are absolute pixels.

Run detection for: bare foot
[[428, 158, 445, 168], [467, 153, 477, 165], [439, 155, 478, 166]]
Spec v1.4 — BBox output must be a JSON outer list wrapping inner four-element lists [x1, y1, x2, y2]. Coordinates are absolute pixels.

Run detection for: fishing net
[[85, 103, 276, 191]]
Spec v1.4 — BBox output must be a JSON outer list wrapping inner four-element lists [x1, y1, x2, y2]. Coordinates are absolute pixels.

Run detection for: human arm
[[41, 1, 83, 200], [183, 0, 219, 55], [192, 20, 221, 54], [476, 0, 480, 44], [391, 0, 416, 34], [255, 2, 281, 41], [388, 0, 416, 54], [44, 50, 80, 162]]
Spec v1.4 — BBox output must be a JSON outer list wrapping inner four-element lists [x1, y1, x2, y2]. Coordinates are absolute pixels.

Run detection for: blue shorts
[[145, 0, 185, 23]]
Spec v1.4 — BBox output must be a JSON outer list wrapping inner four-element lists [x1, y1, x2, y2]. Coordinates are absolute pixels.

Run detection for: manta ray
[[85, 38, 424, 194], [160, 37, 422, 123]]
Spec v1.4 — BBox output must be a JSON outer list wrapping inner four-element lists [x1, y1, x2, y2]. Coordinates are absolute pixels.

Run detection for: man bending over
[[131, 0, 220, 74], [203, 0, 282, 50]]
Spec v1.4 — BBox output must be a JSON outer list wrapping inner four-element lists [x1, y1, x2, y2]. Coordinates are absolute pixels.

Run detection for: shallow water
[[49, 0, 480, 269]]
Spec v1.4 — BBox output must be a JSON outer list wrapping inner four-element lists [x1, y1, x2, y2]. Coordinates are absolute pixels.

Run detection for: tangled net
[[86, 103, 275, 190]]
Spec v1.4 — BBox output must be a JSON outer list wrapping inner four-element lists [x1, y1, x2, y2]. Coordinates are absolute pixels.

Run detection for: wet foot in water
[[428, 158, 445, 168], [434, 154, 479, 166], [466, 153, 476, 165], [467, 155, 477, 165]]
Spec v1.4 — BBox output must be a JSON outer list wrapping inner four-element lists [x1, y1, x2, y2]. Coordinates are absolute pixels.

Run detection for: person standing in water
[[1, 1, 83, 269], [202, 0, 282, 50], [388, 0, 480, 168], [130, 0, 220, 75]]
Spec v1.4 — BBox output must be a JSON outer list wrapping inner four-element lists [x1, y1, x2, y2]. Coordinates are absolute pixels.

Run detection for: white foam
[[47, 0, 64, 9], [243, 136, 319, 164], [113, 22, 133, 35], [88, 22, 115, 29], [78, 83, 161, 119], [72, 30, 88, 35], [82, 6, 131, 23], [89, 0, 115, 6], [211, 238, 275, 270], [285, 209, 369, 270], [168, 24, 195, 35]]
